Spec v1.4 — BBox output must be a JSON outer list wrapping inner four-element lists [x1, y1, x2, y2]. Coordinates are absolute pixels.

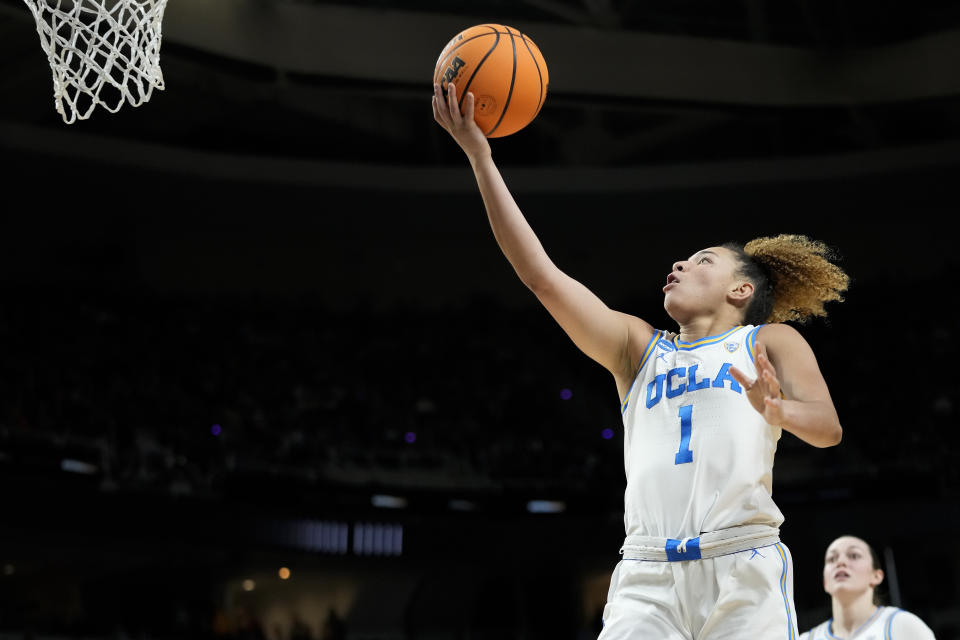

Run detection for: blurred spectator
[[290, 614, 312, 640], [321, 608, 346, 640], [0, 282, 954, 502]]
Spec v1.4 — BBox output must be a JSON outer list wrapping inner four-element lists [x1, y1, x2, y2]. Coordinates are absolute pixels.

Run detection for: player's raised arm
[[432, 82, 654, 386]]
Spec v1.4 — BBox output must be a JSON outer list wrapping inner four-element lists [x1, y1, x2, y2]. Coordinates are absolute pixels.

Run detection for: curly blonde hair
[[722, 234, 850, 324]]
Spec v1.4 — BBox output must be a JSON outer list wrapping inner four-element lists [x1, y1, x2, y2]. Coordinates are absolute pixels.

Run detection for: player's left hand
[[730, 341, 786, 425]]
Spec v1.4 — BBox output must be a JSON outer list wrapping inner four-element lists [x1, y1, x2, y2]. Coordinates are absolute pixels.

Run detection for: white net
[[22, 0, 168, 124]]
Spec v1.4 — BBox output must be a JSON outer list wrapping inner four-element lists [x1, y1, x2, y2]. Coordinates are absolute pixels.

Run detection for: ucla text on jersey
[[644, 362, 742, 409]]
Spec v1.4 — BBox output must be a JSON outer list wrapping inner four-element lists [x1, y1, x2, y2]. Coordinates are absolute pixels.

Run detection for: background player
[[800, 535, 936, 639]]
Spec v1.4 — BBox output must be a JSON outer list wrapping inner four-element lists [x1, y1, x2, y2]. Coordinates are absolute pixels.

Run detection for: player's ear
[[727, 280, 754, 304], [869, 568, 884, 588]]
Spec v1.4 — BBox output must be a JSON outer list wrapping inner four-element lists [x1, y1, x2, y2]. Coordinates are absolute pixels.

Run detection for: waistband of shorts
[[619, 524, 780, 562]]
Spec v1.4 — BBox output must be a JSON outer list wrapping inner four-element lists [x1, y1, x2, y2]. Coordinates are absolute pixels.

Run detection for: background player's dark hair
[[723, 235, 850, 325]]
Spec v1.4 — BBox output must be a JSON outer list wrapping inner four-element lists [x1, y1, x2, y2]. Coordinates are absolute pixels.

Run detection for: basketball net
[[22, 0, 167, 124]]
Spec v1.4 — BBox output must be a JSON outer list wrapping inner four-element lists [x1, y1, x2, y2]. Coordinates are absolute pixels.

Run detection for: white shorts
[[598, 542, 798, 640]]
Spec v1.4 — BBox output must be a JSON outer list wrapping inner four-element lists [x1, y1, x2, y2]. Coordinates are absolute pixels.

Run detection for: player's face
[[663, 246, 741, 322], [822, 536, 883, 598]]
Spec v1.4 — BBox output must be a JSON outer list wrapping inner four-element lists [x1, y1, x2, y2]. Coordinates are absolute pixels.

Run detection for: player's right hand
[[730, 341, 786, 426], [433, 82, 491, 161]]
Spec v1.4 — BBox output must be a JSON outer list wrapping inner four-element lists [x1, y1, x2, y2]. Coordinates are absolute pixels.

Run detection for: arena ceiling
[[0, 0, 958, 299], [317, 0, 960, 46], [0, 0, 958, 175]]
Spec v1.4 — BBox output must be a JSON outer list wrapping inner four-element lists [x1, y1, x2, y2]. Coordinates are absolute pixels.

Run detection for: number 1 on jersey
[[675, 404, 693, 465]]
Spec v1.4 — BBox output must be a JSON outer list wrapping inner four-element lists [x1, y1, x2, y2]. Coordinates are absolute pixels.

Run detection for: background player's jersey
[[800, 606, 937, 639], [620, 325, 784, 539]]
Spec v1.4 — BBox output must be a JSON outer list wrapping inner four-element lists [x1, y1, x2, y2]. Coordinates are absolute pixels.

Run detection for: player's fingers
[[755, 343, 768, 367], [756, 348, 777, 381], [433, 85, 450, 126], [754, 355, 771, 383], [729, 366, 755, 390], [759, 372, 779, 403], [462, 91, 476, 123], [763, 369, 780, 396], [433, 98, 451, 130], [447, 82, 463, 124], [432, 95, 447, 128], [757, 342, 777, 374], [763, 396, 784, 418], [753, 368, 774, 398], [757, 341, 768, 359]]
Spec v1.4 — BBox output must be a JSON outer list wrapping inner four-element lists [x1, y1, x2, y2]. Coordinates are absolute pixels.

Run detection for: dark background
[[1, 1, 959, 638]]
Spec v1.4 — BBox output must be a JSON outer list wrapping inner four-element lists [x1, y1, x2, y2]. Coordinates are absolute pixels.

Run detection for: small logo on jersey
[[724, 341, 740, 353], [657, 339, 675, 352], [749, 548, 766, 560]]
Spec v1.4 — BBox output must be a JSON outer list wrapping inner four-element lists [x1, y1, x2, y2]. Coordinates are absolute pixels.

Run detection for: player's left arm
[[730, 323, 842, 448]]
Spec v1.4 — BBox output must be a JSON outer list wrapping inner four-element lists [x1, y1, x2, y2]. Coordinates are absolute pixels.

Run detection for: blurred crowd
[[1, 287, 625, 506], [1, 280, 956, 508]]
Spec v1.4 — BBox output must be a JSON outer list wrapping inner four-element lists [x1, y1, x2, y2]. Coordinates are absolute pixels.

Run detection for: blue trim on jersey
[[825, 606, 886, 639], [884, 608, 902, 640], [665, 537, 701, 561], [775, 543, 796, 640], [673, 325, 742, 350], [621, 330, 663, 414], [746, 324, 766, 364]]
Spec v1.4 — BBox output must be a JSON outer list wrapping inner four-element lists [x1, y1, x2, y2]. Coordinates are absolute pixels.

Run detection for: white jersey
[[619, 325, 784, 539], [800, 607, 937, 640]]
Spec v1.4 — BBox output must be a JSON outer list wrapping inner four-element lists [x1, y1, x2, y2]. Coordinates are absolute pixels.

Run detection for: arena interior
[[1, 1, 959, 638]]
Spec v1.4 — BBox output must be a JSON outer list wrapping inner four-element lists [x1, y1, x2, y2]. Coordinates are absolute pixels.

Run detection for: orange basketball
[[434, 24, 549, 138]]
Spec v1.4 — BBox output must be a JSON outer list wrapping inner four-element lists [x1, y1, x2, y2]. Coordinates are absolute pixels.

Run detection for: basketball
[[433, 24, 548, 138]]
